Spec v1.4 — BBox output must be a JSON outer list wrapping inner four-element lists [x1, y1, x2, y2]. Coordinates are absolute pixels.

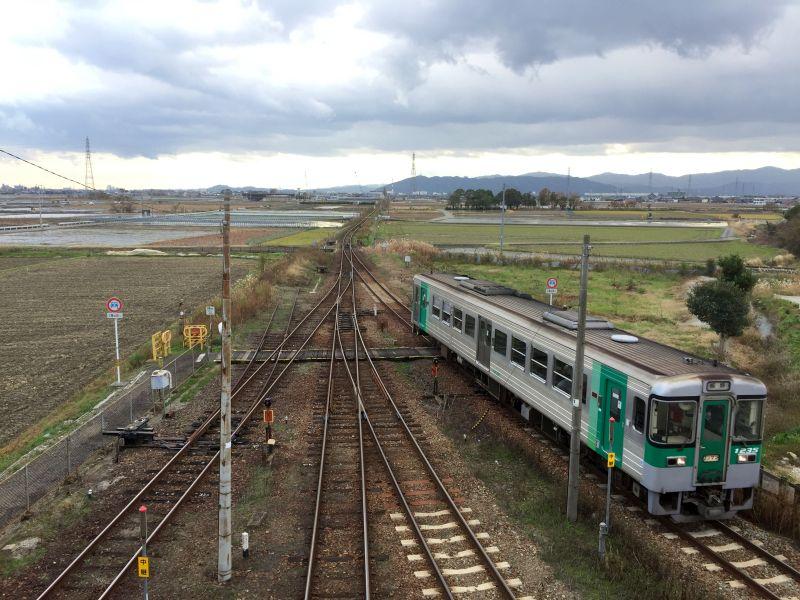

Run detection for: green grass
[[496, 240, 779, 262], [430, 257, 712, 357], [377, 222, 724, 245], [265, 228, 335, 246], [756, 296, 800, 369]]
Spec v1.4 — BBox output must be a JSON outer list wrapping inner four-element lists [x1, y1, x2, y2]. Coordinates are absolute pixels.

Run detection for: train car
[[412, 273, 766, 520]]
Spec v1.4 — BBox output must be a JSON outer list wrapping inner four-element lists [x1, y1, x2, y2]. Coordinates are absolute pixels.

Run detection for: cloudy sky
[[1, 0, 800, 189]]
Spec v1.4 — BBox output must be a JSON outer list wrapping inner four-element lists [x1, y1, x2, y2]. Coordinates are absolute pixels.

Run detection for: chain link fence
[[0, 348, 204, 527]]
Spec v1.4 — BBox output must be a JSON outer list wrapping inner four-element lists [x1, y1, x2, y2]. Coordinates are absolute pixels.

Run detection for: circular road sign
[[546, 277, 558, 289], [106, 297, 123, 313]]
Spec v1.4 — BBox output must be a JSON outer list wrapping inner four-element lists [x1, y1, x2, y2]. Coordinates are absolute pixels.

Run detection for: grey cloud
[[1, 0, 799, 161], [364, 0, 792, 73]]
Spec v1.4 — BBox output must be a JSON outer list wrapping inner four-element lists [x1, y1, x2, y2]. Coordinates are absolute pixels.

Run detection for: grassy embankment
[[376, 222, 779, 262]]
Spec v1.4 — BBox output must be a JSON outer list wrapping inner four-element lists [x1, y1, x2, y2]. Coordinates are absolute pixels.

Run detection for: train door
[[477, 317, 492, 368], [599, 366, 627, 462], [695, 397, 730, 485], [416, 283, 429, 332]]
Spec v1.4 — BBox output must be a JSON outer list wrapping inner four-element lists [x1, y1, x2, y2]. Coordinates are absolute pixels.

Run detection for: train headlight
[[737, 453, 757, 463], [667, 456, 686, 467]]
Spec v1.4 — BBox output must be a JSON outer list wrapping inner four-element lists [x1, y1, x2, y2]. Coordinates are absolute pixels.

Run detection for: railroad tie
[[707, 542, 742, 553], [421, 579, 523, 596]]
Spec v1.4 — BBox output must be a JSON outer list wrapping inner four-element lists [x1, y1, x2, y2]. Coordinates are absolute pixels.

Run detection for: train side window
[[510, 336, 526, 369], [633, 396, 646, 433], [432, 295, 441, 319], [493, 329, 508, 356], [529, 346, 548, 381], [464, 314, 476, 337], [442, 301, 451, 325], [552, 358, 573, 396], [452, 307, 463, 331], [581, 374, 588, 404], [610, 388, 622, 422]]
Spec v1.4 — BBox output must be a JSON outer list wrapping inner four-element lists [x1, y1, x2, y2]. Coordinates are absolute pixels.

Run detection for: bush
[[704, 258, 716, 276]]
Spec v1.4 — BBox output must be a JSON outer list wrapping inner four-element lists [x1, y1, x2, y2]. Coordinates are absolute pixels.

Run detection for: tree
[[537, 187, 551, 207], [717, 254, 757, 294], [687, 280, 749, 360]]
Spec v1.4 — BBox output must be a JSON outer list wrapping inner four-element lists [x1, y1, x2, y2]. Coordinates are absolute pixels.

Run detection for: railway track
[[304, 261, 370, 599], [657, 518, 800, 599], [336, 243, 523, 598], [36, 269, 345, 599]]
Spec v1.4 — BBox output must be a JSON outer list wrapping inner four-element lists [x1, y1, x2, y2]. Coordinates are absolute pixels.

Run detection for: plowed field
[[0, 255, 250, 445]]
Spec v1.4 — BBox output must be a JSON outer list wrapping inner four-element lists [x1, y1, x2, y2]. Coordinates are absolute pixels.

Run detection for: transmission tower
[[410, 152, 416, 197], [84, 137, 95, 191]]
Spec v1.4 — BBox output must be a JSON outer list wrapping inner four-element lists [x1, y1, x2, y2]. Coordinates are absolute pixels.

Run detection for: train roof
[[418, 272, 739, 378]]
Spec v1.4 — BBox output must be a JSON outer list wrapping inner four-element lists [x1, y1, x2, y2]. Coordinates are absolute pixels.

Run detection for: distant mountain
[[383, 174, 614, 195], [588, 167, 800, 196]]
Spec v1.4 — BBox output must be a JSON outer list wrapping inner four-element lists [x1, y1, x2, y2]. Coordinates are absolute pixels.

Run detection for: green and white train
[[412, 273, 766, 520]]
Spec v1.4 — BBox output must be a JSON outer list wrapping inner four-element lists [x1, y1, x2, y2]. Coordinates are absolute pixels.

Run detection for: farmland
[[265, 227, 336, 246], [376, 221, 725, 244], [375, 221, 782, 261], [0, 255, 252, 447]]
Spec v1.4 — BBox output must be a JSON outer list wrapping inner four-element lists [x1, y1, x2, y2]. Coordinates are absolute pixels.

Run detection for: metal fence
[[0, 348, 202, 528]]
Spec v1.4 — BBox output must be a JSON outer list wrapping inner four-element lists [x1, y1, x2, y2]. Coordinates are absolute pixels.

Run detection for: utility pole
[[218, 192, 233, 582], [500, 184, 506, 254], [567, 234, 591, 522]]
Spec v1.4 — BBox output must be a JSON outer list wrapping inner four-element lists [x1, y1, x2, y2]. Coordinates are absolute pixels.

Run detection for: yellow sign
[[151, 330, 173, 361], [607, 452, 616, 468], [161, 330, 172, 357], [183, 324, 209, 349], [151, 332, 164, 361], [137, 556, 150, 578]]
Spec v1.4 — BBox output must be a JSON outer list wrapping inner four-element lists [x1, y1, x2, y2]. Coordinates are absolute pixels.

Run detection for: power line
[[0, 147, 97, 191]]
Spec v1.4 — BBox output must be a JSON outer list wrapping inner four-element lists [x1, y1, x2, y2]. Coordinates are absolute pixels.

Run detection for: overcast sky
[[2, 0, 800, 189]]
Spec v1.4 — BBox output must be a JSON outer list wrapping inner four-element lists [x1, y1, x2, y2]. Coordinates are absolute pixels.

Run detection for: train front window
[[649, 399, 696, 445], [734, 398, 764, 442]]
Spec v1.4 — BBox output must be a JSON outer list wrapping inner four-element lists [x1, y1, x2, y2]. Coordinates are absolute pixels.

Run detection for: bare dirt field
[[146, 227, 294, 247], [0, 255, 251, 446]]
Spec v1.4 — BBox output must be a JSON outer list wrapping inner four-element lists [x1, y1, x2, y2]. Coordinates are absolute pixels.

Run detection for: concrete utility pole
[[218, 192, 233, 582], [567, 234, 591, 522], [500, 184, 506, 254]]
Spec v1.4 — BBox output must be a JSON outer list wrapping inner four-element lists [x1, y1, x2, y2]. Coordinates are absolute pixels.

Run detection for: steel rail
[[350, 248, 410, 311], [659, 518, 782, 600], [712, 519, 800, 581], [350, 259, 372, 599], [303, 251, 358, 598], [337, 264, 454, 599], [233, 298, 280, 389], [347, 250, 517, 599], [98, 281, 351, 600], [37, 272, 345, 599]]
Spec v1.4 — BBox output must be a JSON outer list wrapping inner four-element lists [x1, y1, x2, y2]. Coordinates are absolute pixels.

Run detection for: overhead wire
[[0, 147, 97, 191]]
